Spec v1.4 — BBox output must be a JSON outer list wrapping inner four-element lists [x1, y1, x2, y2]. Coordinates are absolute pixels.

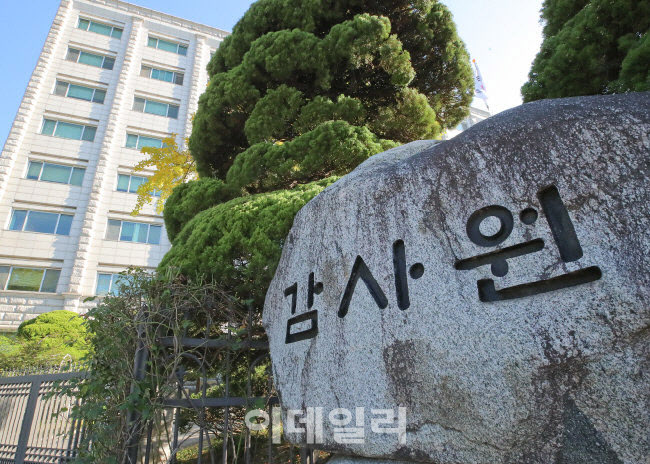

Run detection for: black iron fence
[[0, 365, 86, 464], [124, 307, 320, 464]]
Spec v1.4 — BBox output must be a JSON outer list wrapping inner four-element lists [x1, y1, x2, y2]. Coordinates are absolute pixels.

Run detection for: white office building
[[0, 0, 227, 330], [443, 100, 491, 140]]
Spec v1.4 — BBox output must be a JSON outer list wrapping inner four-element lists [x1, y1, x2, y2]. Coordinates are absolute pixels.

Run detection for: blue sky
[[0, 0, 542, 147]]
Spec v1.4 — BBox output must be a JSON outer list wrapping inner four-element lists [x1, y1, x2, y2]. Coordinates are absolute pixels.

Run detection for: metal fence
[[0, 365, 85, 464], [125, 308, 320, 464]]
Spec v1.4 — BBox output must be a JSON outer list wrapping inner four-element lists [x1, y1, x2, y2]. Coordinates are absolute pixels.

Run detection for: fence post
[[124, 308, 149, 464], [14, 380, 41, 464]]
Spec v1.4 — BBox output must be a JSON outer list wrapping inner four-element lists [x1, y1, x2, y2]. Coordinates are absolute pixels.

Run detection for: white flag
[[472, 59, 489, 105]]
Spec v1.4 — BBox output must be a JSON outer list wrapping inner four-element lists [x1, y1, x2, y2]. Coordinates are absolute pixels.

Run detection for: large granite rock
[[262, 93, 650, 464]]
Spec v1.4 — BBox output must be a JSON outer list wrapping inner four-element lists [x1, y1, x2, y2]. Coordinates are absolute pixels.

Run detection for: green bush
[[163, 178, 237, 242], [160, 178, 337, 305], [163, 0, 473, 318], [522, 0, 650, 101], [0, 310, 89, 370], [191, 3, 472, 177]]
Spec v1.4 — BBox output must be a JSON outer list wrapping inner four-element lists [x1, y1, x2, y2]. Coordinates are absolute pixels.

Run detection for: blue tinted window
[[134, 223, 148, 243], [93, 89, 106, 103], [9, 210, 27, 230], [151, 68, 174, 82], [56, 214, 73, 235], [102, 57, 115, 70], [78, 51, 104, 67], [148, 225, 162, 244], [120, 221, 135, 241], [26, 162, 42, 179], [24, 211, 58, 234], [138, 136, 163, 149], [144, 100, 168, 116], [82, 126, 97, 142], [117, 174, 130, 192], [41, 163, 72, 183], [129, 176, 146, 193], [157, 39, 178, 53], [88, 21, 112, 36], [41, 119, 56, 136], [70, 168, 85, 186], [96, 273, 112, 295], [126, 134, 138, 148], [67, 84, 94, 101], [54, 121, 84, 140], [167, 105, 179, 119]]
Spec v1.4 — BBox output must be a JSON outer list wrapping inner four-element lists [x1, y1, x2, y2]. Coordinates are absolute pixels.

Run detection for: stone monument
[[262, 93, 650, 463]]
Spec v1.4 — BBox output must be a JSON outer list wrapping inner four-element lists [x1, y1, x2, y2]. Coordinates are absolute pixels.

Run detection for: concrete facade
[[0, 0, 226, 330]]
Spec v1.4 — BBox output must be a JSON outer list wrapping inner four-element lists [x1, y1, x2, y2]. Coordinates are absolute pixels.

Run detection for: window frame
[[132, 97, 179, 119], [65, 47, 115, 70], [125, 133, 164, 150], [116, 173, 162, 197], [0, 266, 61, 293], [105, 219, 162, 245], [8, 209, 74, 236], [41, 118, 97, 142], [147, 36, 188, 55], [96, 272, 133, 295], [26, 160, 85, 186], [54, 80, 106, 104], [140, 65, 184, 85], [77, 17, 123, 39]]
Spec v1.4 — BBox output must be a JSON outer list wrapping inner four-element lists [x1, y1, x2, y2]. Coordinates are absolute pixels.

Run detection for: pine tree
[[160, 0, 473, 306], [522, 0, 650, 102]]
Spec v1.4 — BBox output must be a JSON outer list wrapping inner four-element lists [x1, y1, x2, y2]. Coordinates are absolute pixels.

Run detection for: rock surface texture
[[262, 93, 650, 464]]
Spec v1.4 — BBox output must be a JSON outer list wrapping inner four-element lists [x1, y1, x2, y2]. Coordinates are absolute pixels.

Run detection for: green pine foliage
[[163, 178, 236, 241], [522, 0, 650, 102], [160, 178, 338, 306], [162, 0, 473, 307], [191, 1, 473, 177]]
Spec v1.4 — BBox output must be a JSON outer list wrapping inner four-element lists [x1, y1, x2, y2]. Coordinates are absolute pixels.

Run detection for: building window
[[125, 133, 163, 150], [140, 65, 184, 85], [106, 219, 162, 245], [133, 97, 179, 119], [9, 209, 73, 235], [95, 272, 132, 295], [77, 17, 123, 39], [117, 174, 161, 196], [41, 119, 97, 141], [0, 266, 61, 293], [66, 47, 115, 70], [54, 80, 106, 103], [26, 161, 85, 186], [147, 36, 188, 55]]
